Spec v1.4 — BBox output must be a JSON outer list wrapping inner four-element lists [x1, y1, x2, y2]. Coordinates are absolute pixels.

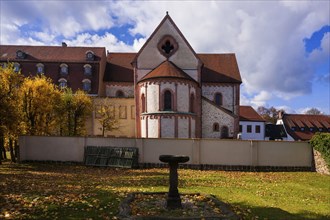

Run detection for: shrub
[[310, 133, 330, 168]]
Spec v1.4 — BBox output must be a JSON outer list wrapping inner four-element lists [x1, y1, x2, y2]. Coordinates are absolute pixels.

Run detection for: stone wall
[[146, 84, 159, 112], [105, 83, 134, 98], [202, 85, 235, 112], [202, 99, 234, 138], [178, 117, 189, 138], [161, 117, 175, 138]]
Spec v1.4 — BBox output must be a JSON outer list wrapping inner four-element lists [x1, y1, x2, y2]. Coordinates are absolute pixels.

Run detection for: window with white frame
[[58, 78, 67, 89], [60, 63, 68, 75], [36, 63, 44, 74], [13, 63, 20, 72], [82, 79, 91, 92], [84, 64, 92, 76]]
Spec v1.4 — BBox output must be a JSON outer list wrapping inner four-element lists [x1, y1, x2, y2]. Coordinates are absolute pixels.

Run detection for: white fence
[[19, 136, 312, 168]]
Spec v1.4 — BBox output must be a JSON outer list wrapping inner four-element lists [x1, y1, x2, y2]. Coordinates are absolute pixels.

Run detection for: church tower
[[132, 13, 202, 138]]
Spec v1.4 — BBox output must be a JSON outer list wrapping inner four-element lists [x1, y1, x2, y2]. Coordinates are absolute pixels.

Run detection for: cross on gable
[[162, 40, 174, 54]]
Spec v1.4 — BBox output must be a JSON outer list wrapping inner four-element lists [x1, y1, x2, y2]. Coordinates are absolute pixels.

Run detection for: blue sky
[[1, 1, 329, 114]]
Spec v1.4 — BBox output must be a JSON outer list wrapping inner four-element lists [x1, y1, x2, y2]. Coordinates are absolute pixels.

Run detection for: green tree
[[310, 133, 330, 168], [19, 75, 61, 135], [95, 98, 119, 137], [57, 89, 92, 136]]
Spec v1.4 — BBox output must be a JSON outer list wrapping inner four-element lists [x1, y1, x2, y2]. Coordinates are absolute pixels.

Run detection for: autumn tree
[[19, 75, 61, 135], [0, 63, 23, 163], [257, 106, 284, 124], [95, 98, 119, 137], [304, 108, 323, 115], [57, 89, 92, 136]]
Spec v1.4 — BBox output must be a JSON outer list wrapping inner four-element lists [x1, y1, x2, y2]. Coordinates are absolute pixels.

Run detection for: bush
[[310, 133, 330, 168]]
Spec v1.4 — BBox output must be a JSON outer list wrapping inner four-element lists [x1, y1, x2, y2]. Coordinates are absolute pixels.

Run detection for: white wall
[[19, 136, 312, 168], [239, 121, 265, 140]]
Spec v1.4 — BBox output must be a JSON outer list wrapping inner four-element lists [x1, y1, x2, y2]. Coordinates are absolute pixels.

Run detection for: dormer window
[[36, 63, 44, 74], [82, 79, 91, 92], [13, 63, 20, 72], [60, 63, 68, 75], [58, 78, 67, 89], [16, 50, 26, 59], [84, 64, 92, 76], [86, 51, 95, 61]]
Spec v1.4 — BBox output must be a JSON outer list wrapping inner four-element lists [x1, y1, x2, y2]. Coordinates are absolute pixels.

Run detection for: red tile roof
[[139, 61, 195, 82], [282, 114, 330, 140], [198, 54, 242, 83], [104, 53, 242, 84], [0, 45, 105, 62], [104, 53, 135, 82], [239, 106, 265, 122]]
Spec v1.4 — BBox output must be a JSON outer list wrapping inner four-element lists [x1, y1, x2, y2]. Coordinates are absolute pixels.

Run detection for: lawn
[[0, 162, 329, 220]]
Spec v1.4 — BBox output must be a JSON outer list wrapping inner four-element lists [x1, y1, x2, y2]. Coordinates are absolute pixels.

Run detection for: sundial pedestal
[[159, 155, 189, 210]]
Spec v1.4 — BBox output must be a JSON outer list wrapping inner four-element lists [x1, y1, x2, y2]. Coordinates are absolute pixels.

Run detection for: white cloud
[[250, 91, 273, 107]]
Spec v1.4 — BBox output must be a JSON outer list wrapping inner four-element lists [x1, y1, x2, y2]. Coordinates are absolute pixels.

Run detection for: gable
[[239, 106, 264, 122], [133, 14, 200, 82], [282, 114, 330, 140]]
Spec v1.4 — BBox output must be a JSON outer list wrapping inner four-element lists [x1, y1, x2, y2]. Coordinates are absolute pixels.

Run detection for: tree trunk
[[15, 140, 20, 163], [9, 139, 16, 163], [0, 135, 4, 164]]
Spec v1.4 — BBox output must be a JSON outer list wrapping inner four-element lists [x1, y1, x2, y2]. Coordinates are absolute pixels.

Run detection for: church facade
[[104, 14, 242, 139]]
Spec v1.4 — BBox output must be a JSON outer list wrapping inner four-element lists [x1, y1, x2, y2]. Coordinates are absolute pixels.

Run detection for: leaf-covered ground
[[0, 162, 329, 219]]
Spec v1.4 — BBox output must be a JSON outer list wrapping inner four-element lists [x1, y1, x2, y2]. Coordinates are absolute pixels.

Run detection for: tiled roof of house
[[104, 53, 135, 82], [239, 106, 265, 122], [282, 114, 330, 141], [0, 45, 105, 62], [103, 52, 241, 84], [139, 61, 195, 82], [198, 53, 242, 83]]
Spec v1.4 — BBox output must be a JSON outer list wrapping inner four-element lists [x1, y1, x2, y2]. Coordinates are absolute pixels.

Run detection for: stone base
[[118, 192, 239, 220]]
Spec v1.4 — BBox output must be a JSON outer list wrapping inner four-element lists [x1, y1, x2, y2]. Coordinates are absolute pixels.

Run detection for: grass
[[0, 162, 329, 220]]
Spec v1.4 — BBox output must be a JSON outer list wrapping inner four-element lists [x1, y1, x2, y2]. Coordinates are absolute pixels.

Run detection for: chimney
[[278, 110, 284, 119], [62, 42, 67, 47]]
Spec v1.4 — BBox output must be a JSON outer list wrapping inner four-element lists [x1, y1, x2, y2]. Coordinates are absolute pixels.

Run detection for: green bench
[[84, 146, 138, 168]]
